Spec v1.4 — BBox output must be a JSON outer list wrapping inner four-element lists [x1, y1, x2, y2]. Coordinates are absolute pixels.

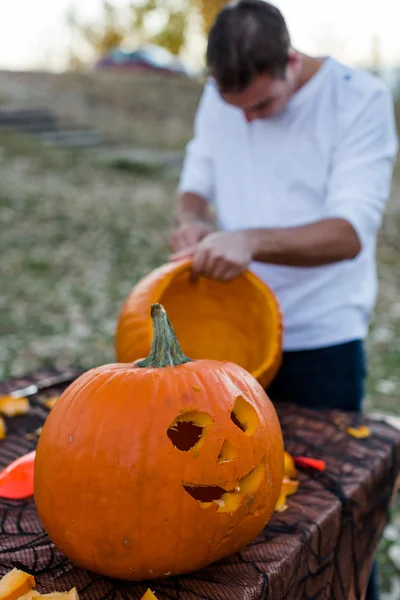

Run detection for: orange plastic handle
[[0, 450, 36, 499]]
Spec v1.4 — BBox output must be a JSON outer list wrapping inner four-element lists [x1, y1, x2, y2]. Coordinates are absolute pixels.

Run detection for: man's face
[[220, 54, 300, 122]]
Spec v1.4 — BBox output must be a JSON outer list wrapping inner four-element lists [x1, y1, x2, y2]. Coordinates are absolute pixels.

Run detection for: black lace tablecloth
[[1, 368, 399, 600]]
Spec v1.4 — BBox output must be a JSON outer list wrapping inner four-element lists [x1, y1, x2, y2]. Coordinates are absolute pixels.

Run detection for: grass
[[0, 134, 176, 377]]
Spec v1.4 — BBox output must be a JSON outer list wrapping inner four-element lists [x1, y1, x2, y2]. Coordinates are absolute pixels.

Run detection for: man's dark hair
[[206, 0, 291, 92]]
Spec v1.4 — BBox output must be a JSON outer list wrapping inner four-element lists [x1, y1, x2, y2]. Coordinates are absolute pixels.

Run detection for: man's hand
[[170, 230, 254, 281], [169, 220, 213, 253]]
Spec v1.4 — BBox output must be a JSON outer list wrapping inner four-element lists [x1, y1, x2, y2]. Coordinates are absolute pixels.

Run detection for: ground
[[0, 70, 399, 594]]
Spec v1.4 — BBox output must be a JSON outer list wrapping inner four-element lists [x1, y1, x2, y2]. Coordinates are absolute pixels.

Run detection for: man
[[170, 1, 398, 597]]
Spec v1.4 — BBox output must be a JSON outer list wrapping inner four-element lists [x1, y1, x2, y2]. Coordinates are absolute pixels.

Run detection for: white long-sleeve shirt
[[178, 57, 398, 351]]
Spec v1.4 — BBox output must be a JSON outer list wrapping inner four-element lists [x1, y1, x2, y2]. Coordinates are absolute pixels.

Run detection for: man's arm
[[170, 192, 215, 252], [170, 218, 359, 281], [248, 218, 361, 266], [176, 192, 212, 225]]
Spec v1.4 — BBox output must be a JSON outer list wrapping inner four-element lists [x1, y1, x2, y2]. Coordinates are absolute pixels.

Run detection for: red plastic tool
[[293, 456, 326, 472], [0, 450, 36, 499]]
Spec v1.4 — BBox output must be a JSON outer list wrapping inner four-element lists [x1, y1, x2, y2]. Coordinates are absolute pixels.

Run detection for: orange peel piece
[[0, 417, 6, 441], [26, 428, 42, 441], [141, 590, 158, 600], [18, 590, 79, 600], [43, 397, 59, 410], [0, 397, 30, 418], [0, 568, 36, 600], [347, 425, 371, 439], [283, 451, 297, 479], [274, 477, 300, 513]]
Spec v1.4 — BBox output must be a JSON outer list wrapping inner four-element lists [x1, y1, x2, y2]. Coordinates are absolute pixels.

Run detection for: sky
[[0, 0, 399, 71]]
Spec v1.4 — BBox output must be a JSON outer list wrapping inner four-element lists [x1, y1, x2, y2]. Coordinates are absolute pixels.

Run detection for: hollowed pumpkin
[[34, 304, 284, 581], [115, 260, 283, 388]]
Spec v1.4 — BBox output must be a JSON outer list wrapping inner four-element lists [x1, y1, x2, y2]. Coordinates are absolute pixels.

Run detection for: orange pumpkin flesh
[[18, 592, 78, 600], [0, 570, 79, 600], [283, 451, 297, 479], [141, 591, 157, 600], [115, 260, 282, 388], [35, 304, 284, 581], [0, 396, 30, 417], [0, 569, 35, 600], [274, 478, 300, 513], [274, 451, 300, 513]]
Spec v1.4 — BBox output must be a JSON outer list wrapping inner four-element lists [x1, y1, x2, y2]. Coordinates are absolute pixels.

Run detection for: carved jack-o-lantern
[[34, 305, 284, 581]]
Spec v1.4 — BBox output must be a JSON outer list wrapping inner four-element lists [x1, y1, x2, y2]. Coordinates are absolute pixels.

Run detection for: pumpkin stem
[[136, 304, 193, 368]]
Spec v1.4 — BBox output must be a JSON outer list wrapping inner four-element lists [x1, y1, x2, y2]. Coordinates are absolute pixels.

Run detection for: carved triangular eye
[[167, 411, 213, 451], [230, 396, 259, 435]]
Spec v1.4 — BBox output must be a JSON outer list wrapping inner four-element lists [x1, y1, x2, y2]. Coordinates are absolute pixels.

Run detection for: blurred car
[[95, 44, 194, 77]]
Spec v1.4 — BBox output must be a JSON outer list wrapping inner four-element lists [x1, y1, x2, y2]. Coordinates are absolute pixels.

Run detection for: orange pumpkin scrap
[[347, 425, 371, 439], [27, 590, 78, 600], [43, 397, 59, 410], [0, 568, 35, 600], [17, 589, 78, 600], [26, 428, 42, 441], [274, 478, 300, 513], [35, 303, 284, 581], [0, 396, 30, 418], [0, 569, 79, 600], [283, 451, 297, 479], [115, 259, 282, 388], [141, 590, 158, 600], [274, 451, 299, 513], [14, 593, 40, 600]]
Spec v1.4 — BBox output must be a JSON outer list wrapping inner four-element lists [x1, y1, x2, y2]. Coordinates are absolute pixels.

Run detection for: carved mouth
[[183, 459, 265, 513]]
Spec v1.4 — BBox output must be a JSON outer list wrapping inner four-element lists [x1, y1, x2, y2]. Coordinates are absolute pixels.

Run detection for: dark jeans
[[266, 340, 379, 600]]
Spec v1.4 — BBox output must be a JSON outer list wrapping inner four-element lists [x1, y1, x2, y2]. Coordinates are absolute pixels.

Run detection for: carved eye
[[230, 396, 259, 435], [167, 411, 213, 451]]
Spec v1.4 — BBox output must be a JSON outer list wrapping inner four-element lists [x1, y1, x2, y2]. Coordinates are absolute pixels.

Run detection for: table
[[1, 368, 399, 600]]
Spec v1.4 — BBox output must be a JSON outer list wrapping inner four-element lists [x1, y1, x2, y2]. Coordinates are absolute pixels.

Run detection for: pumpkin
[[115, 259, 282, 388], [34, 304, 284, 581], [0, 569, 35, 600]]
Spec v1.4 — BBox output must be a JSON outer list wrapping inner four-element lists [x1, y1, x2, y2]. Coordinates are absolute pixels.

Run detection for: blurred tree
[[192, 0, 228, 35], [65, 5, 86, 71], [129, 0, 190, 55], [81, 1, 126, 56], [66, 0, 190, 63]]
